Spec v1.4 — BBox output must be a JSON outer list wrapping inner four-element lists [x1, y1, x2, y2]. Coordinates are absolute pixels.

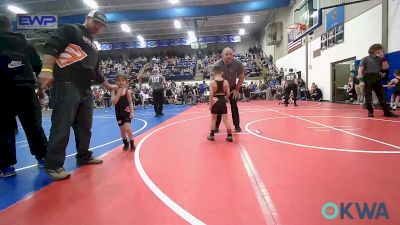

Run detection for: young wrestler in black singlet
[[208, 65, 233, 142], [112, 74, 135, 151]]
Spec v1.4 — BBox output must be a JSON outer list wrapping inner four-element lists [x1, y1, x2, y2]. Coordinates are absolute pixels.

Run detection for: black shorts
[[393, 90, 400, 96], [211, 96, 227, 114], [116, 113, 131, 126]]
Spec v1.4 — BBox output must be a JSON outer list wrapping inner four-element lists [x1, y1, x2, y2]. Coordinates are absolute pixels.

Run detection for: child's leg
[[123, 122, 135, 150], [390, 94, 395, 107], [395, 95, 400, 109], [208, 114, 217, 141], [120, 125, 129, 151], [123, 123, 133, 140], [120, 125, 127, 139], [221, 114, 233, 142], [210, 114, 217, 131], [221, 114, 232, 131]]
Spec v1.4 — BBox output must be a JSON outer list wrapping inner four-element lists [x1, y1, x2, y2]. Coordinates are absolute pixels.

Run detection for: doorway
[[331, 57, 356, 102]]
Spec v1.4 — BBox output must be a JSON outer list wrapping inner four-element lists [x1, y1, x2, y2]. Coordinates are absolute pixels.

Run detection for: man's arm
[[231, 63, 245, 99], [111, 89, 120, 105], [26, 44, 42, 75], [358, 66, 364, 80], [38, 25, 76, 89], [236, 71, 245, 92], [382, 59, 389, 70]]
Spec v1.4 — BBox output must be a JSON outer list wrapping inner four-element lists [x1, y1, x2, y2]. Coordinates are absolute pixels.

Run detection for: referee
[[149, 69, 166, 117], [213, 47, 245, 132], [283, 68, 298, 106], [358, 44, 398, 117], [38, 10, 116, 180]]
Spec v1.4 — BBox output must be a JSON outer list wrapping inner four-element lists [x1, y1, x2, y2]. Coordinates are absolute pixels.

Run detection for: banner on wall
[[112, 42, 123, 50], [321, 6, 345, 51], [326, 6, 345, 31], [99, 35, 241, 51]]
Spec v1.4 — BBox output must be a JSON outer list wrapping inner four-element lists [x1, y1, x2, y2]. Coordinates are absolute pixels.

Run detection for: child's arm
[[111, 89, 121, 105], [127, 90, 134, 119], [224, 80, 231, 99], [209, 81, 215, 110], [386, 79, 396, 88]]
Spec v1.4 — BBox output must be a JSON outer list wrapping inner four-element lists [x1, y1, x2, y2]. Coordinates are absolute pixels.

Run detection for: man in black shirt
[[358, 44, 398, 117], [283, 68, 298, 106], [38, 10, 116, 180], [0, 15, 48, 177]]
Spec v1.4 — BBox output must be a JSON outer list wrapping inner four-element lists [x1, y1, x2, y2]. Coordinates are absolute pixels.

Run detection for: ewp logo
[[17, 14, 58, 29], [322, 202, 389, 220]]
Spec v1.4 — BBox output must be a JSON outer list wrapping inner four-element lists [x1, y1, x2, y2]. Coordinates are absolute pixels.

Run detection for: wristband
[[41, 68, 53, 73]]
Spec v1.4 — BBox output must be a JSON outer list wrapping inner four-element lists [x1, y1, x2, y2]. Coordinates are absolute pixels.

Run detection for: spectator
[[0, 14, 48, 177], [311, 85, 323, 101]]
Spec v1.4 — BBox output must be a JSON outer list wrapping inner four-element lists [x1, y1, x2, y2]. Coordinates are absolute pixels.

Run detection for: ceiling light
[[243, 15, 251, 24], [169, 0, 179, 4], [7, 5, 27, 14], [121, 24, 131, 32], [239, 28, 245, 35], [83, 0, 99, 9], [174, 20, 182, 29]]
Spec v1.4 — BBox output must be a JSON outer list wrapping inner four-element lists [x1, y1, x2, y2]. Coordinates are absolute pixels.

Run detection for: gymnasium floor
[[0, 101, 399, 225]]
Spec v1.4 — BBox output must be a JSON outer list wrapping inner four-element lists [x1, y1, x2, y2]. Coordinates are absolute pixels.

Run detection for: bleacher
[[98, 57, 147, 82], [145, 56, 197, 81]]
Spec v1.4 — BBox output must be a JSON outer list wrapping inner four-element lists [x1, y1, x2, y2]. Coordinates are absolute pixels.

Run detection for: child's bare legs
[[120, 124, 129, 151], [394, 95, 400, 110], [123, 122, 135, 150], [221, 114, 233, 142], [390, 94, 395, 108], [208, 114, 217, 141]]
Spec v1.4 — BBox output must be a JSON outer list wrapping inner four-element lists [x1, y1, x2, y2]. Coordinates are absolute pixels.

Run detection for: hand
[[37, 71, 54, 89], [231, 89, 239, 99], [359, 82, 365, 87], [37, 88, 46, 99], [129, 113, 134, 119], [210, 97, 218, 107]]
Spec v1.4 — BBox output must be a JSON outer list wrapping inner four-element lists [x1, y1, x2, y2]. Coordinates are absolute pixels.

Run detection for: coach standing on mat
[[149, 69, 166, 117], [213, 47, 245, 132], [358, 44, 398, 118], [38, 10, 116, 180]]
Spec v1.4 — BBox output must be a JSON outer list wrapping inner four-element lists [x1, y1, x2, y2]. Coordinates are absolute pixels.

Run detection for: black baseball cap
[[87, 10, 107, 27]]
